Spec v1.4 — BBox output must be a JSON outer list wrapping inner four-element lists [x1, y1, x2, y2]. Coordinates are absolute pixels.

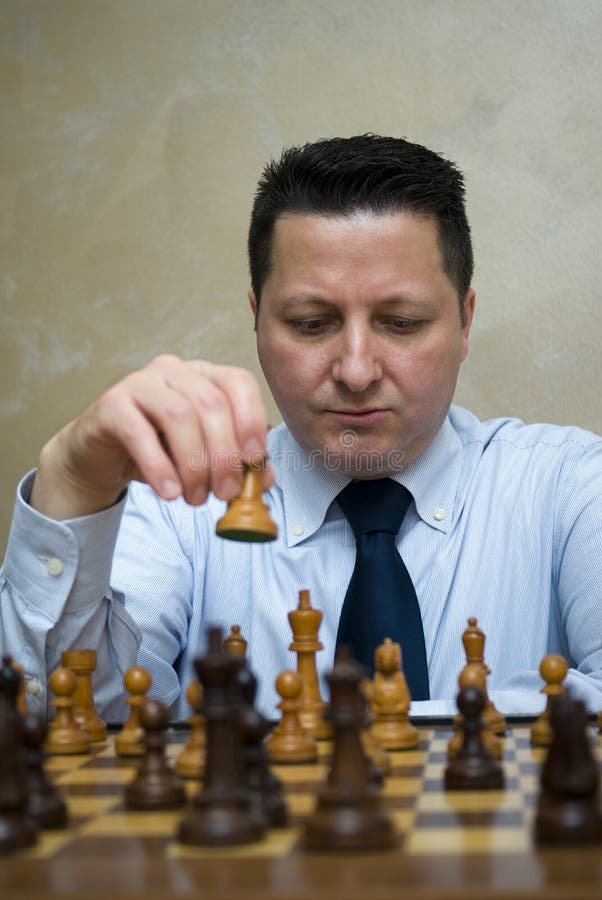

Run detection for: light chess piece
[[264, 670, 318, 763], [461, 617, 506, 734], [223, 624, 248, 658], [175, 680, 206, 779], [370, 638, 418, 750], [61, 648, 107, 742], [530, 654, 568, 747], [44, 667, 90, 755], [215, 461, 277, 542], [288, 589, 332, 740], [115, 665, 152, 757]]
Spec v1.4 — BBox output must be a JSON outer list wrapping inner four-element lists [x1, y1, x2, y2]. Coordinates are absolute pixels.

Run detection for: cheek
[[395, 338, 463, 399]]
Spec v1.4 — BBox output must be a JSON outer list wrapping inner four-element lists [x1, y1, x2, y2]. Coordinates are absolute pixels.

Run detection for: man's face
[[250, 212, 475, 477]]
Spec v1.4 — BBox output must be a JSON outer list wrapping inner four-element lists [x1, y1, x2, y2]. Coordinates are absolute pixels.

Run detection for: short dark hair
[[248, 134, 473, 321]]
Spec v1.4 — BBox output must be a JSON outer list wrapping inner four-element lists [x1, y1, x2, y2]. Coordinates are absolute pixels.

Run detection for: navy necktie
[[336, 478, 430, 700]]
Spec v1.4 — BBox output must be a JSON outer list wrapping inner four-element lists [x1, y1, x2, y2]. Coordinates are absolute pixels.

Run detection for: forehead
[[266, 211, 449, 292]]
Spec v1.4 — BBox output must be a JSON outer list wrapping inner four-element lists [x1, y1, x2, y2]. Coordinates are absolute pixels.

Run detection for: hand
[[31, 355, 274, 519]]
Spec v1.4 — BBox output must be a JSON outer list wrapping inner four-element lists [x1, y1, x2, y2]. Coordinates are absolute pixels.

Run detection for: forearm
[[0, 471, 136, 718]]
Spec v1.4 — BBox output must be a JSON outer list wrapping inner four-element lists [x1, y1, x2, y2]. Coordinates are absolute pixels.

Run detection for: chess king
[[1, 135, 601, 722]]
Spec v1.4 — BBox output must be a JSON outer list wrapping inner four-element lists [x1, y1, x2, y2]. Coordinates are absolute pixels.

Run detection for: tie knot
[[337, 478, 412, 537]]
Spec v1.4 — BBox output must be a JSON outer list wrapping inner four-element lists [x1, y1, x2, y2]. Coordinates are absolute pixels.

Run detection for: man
[[1, 135, 601, 720]]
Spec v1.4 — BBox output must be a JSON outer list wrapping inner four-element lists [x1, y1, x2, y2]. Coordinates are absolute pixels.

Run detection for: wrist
[[31, 436, 125, 520]]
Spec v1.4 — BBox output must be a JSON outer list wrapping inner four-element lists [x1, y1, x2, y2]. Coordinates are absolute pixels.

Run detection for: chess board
[[2, 723, 601, 900]]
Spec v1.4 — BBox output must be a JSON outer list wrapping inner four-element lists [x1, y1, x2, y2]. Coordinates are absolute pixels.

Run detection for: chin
[[310, 441, 408, 478]]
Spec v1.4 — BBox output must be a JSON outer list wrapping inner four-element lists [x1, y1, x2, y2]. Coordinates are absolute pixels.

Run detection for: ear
[[461, 289, 476, 361], [248, 290, 258, 316]]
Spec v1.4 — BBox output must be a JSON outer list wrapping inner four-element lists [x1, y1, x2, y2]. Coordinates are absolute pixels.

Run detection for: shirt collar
[[389, 414, 463, 534], [268, 413, 463, 546]]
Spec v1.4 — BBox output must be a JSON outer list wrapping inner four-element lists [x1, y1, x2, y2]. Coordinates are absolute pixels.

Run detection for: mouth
[[327, 408, 389, 424]]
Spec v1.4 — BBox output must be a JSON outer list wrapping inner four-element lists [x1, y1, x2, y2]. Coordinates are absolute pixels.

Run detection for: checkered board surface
[[19, 723, 601, 862]]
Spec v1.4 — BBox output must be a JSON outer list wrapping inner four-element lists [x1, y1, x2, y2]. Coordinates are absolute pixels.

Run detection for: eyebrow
[[280, 295, 438, 314]]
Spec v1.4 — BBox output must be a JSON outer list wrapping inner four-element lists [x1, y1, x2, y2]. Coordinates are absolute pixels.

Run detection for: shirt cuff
[[3, 470, 127, 620]]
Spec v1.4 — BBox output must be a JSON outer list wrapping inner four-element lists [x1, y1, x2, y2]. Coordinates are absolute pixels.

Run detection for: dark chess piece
[[22, 714, 68, 829], [124, 699, 187, 810], [178, 627, 264, 846], [215, 462, 278, 542], [534, 692, 602, 845], [444, 686, 505, 791], [303, 647, 395, 850], [0, 656, 37, 852], [236, 660, 288, 829]]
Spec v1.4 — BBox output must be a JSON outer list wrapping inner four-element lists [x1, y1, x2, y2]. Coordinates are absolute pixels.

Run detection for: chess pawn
[[215, 461, 278, 542], [22, 714, 68, 829], [447, 665, 503, 761], [530, 654, 568, 747], [175, 680, 206, 779], [288, 589, 332, 740], [44, 667, 90, 755], [61, 648, 107, 742], [125, 699, 187, 810], [370, 638, 418, 751], [224, 624, 248, 658], [264, 670, 318, 763], [444, 686, 504, 791], [115, 666, 152, 757]]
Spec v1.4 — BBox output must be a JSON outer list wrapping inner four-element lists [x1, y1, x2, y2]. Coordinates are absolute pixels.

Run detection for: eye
[[290, 318, 331, 334], [387, 318, 423, 333]]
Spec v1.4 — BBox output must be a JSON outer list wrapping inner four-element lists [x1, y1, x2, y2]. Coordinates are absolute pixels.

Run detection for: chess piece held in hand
[[216, 461, 277, 542]]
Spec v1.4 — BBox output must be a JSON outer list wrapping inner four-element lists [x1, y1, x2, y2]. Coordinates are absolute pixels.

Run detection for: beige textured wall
[[1, 0, 601, 551]]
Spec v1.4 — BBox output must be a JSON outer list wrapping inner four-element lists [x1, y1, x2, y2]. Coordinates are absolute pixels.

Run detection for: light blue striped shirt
[[1, 405, 601, 721]]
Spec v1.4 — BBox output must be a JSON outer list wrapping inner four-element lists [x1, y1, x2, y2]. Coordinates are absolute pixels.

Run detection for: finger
[[189, 361, 275, 491], [146, 358, 246, 501], [124, 376, 216, 505], [94, 387, 184, 501]]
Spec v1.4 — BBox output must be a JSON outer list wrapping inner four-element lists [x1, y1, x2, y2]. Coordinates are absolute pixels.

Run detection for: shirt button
[[46, 557, 64, 576], [433, 507, 446, 521], [291, 524, 304, 536], [27, 679, 41, 695]]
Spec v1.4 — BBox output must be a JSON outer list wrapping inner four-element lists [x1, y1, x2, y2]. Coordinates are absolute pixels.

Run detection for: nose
[[330, 323, 383, 392]]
